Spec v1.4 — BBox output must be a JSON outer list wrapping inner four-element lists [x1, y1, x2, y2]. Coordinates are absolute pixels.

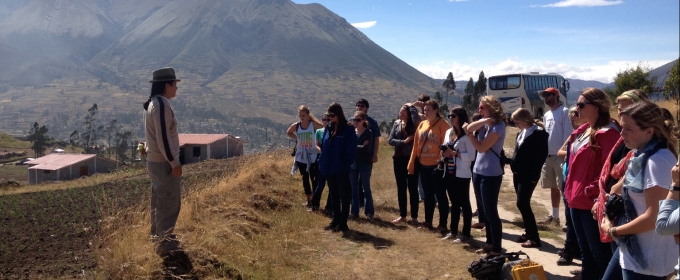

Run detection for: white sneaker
[[453, 235, 471, 243], [441, 232, 454, 240]]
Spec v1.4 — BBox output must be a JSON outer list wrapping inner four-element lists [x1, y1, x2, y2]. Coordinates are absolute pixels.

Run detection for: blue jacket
[[319, 124, 357, 176]]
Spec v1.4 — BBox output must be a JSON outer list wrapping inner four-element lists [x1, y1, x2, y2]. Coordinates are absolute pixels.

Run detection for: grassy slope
[[0, 132, 31, 149]]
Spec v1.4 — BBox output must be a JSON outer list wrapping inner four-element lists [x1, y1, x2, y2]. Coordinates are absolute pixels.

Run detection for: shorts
[[541, 155, 564, 189]]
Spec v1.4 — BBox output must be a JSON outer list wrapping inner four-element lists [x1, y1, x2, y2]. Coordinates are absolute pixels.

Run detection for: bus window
[[489, 75, 521, 90]]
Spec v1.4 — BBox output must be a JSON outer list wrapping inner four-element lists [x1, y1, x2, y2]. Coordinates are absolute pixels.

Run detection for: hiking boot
[[538, 215, 560, 226], [323, 222, 338, 231]]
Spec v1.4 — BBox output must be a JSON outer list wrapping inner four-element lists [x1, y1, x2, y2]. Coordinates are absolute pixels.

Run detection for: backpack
[[468, 251, 528, 280]]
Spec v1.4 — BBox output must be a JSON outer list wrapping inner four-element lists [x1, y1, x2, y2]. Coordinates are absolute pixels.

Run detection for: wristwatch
[[609, 226, 618, 238], [672, 184, 679, 192]]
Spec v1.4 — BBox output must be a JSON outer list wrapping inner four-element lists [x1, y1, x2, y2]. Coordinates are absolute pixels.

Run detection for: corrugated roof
[[179, 134, 228, 146], [26, 154, 96, 170]]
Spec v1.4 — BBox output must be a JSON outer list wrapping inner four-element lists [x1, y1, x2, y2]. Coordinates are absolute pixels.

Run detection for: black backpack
[[468, 251, 528, 280]]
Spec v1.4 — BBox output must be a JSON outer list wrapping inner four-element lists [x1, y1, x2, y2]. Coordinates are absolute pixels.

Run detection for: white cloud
[[416, 59, 669, 84], [351, 21, 377, 29], [540, 0, 622, 8]]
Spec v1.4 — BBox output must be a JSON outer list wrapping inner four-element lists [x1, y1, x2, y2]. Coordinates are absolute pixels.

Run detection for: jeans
[[622, 268, 667, 280], [603, 241, 623, 280], [419, 165, 437, 225], [561, 182, 581, 256], [296, 161, 317, 195], [394, 156, 419, 219], [571, 208, 613, 280], [328, 174, 351, 227], [472, 173, 486, 224], [147, 161, 182, 239], [350, 162, 374, 217], [474, 173, 503, 253], [311, 173, 331, 210], [446, 177, 473, 237], [513, 176, 539, 241]]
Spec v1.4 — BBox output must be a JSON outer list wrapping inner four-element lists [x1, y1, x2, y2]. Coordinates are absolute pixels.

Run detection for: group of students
[[288, 88, 679, 280]]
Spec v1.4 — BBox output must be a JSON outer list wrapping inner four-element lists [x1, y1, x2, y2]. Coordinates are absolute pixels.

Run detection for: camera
[[440, 144, 454, 151]]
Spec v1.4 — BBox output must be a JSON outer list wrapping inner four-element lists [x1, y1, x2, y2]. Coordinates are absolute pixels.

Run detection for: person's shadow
[[341, 229, 395, 249], [160, 249, 197, 279]]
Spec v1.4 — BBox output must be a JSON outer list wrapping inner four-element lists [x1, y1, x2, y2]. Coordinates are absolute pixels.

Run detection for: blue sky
[[293, 0, 679, 83]]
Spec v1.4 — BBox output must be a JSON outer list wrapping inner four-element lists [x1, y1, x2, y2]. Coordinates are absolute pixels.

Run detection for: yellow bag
[[511, 259, 547, 280]]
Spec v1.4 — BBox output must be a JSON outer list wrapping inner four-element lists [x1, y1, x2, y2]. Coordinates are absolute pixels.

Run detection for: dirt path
[[469, 165, 580, 279]]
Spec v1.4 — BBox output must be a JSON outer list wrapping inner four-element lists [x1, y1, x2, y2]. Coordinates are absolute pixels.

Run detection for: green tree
[[609, 62, 658, 102], [104, 119, 120, 158], [442, 72, 456, 106], [463, 78, 476, 114], [662, 60, 680, 123], [27, 122, 51, 157]]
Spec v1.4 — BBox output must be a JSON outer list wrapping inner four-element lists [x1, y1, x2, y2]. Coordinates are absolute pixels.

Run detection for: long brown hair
[[580, 88, 612, 147], [620, 101, 678, 158], [449, 106, 470, 139], [326, 103, 348, 140]]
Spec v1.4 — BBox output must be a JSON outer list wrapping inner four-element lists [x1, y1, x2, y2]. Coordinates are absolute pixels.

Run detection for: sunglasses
[[447, 114, 457, 119], [576, 101, 592, 109], [353, 118, 364, 122], [542, 93, 554, 98], [326, 113, 336, 117], [322, 118, 331, 121]]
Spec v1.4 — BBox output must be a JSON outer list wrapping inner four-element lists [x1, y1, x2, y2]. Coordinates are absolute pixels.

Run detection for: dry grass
[[95, 146, 486, 279]]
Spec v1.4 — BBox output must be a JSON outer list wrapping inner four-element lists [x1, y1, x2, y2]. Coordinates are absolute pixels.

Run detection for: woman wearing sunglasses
[[350, 111, 375, 219], [389, 104, 421, 224], [599, 101, 678, 279], [563, 88, 619, 279], [318, 103, 357, 232], [310, 113, 332, 212], [408, 100, 450, 230], [463, 96, 506, 256], [509, 108, 549, 248], [439, 107, 475, 242]]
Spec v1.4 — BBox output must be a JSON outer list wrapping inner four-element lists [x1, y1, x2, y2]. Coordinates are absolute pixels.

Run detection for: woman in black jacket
[[509, 108, 549, 248]]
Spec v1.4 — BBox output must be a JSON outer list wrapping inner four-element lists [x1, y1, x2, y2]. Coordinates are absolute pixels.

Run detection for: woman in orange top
[[408, 100, 451, 229]]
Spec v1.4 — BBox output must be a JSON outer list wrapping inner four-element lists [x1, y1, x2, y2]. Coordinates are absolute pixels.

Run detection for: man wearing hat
[[143, 67, 183, 256], [539, 87, 572, 227]]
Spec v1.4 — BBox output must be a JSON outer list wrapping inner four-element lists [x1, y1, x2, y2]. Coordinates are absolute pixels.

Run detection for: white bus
[[486, 73, 570, 120]]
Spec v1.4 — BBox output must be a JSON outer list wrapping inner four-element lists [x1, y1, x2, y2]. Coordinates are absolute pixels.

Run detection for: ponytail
[[144, 81, 173, 110]]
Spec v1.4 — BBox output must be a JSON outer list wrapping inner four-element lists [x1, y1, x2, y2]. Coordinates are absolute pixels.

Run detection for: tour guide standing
[[539, 87, 572, 226], [143, 67, 183, 256]]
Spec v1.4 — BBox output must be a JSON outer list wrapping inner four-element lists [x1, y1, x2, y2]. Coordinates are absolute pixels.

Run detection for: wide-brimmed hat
[[149, 67, 181, 83]]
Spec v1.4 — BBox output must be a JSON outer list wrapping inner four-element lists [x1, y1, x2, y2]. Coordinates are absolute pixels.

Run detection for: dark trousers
[[561, 182, 581, 255], [393, 156, 419, 219], [571, 208, 613, 280], [513, 175, 540, 241], [327, 174, 351, 227], [311, 173, 331, 210], [419, 165, 437, 225], [296, 161, 317, 195], [474, 173, 503, 253], [603, 243, 623, 280], [445, 176, 473, 237], [472, 173, 486, 224]]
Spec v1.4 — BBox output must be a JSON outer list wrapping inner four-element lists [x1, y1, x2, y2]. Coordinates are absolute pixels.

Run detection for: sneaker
[[556, 254, 574, 266], [562, 225, 567, 232], [452, 235, 471, 243], [366, 215, 373, 220], [472, 209, 479, 217], [333, 224, 349, 232], [538, 215, 560, 226], [441, 232, 454, 240], [410, 219, 420, 226], [520, 240, 542, 248], [417, 222, 433, 230], [569, 269, 582, 275], [392, 217, 406, 223], [306, 205, 313, 211]]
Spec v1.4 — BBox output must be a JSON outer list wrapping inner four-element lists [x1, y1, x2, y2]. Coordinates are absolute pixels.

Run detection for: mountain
[[0, 0, 437, 150], [650, 59, 678, 88]]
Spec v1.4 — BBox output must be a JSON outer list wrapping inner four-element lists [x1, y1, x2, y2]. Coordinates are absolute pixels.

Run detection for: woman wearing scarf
[[600, 101, 679, 279]]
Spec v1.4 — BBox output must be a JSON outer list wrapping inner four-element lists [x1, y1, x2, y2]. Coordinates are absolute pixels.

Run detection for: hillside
[[0, 0, 438, 152]]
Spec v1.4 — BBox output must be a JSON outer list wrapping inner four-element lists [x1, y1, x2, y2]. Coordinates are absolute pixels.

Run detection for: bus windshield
[[489, 75, 521, 90]]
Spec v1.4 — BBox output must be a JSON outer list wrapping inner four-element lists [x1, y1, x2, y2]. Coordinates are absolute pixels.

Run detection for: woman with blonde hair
[[287, 105, 324, 209], [600, 101, 678, 279], [565, 88, 619, 279], [464, 95, 507, 256], [509, 108, 549, 248]]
